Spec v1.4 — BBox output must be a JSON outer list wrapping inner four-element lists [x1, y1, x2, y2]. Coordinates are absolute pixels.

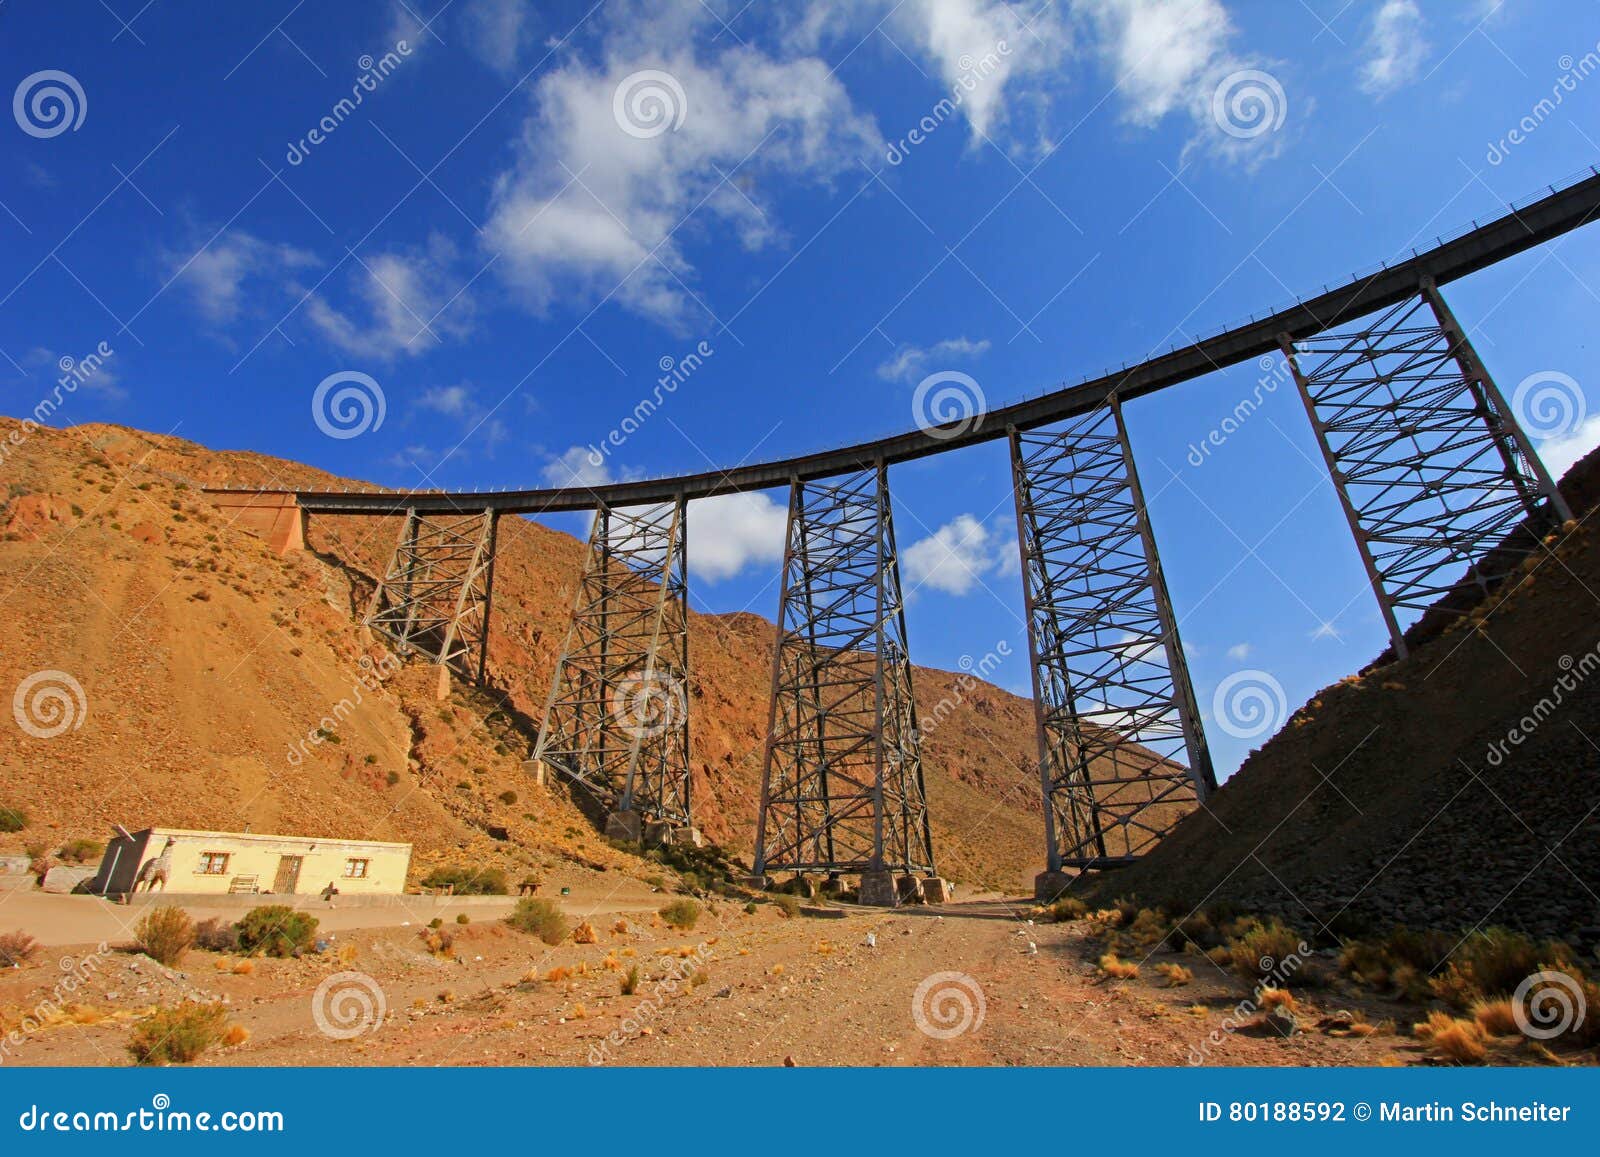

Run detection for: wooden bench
[[227, 875, 260, 894]]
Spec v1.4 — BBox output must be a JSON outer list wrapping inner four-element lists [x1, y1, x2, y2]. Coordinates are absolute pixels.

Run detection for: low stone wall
[[113, 891, 515, 913]]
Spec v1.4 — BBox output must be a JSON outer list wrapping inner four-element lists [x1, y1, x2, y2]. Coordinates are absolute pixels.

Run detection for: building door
[[273, 855, 303, 894]]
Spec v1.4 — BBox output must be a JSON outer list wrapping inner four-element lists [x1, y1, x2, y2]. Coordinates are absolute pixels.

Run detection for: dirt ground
[[1, 892, 1448, 1068]]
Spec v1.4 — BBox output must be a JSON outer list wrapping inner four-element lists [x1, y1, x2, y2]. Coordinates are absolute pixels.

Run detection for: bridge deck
[[216, 167, 1600, 517]]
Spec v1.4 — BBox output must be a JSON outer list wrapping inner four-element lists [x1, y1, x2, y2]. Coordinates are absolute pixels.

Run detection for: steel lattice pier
[[1281, 279, 1571, 658], [1010, 400, 1214, 875], [365, 508, 498, 683], [753, 466, 935, 885], [533, 500, 693, 833]]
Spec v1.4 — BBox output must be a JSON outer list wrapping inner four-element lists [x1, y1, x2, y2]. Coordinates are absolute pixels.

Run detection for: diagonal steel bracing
[[753, 466, 935, 880], [533, 499, 692, 829], [1281, 279, 1571, 659], [1010, 399, 1213, 873], [366, 508, 498, 683]]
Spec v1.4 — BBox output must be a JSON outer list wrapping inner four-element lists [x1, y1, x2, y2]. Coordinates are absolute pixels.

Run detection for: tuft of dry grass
[[1413, 1010, 1487, 1064], [545, 966, 572, 983], [231, 959, 254, 976], [769, 963, 785, 977], [334, 942, 358, 966], [1471, 998, 1521, 1038], [221, 1024, 250, 1047], [1259, 987, 1298, 1014], [1099, 953, 1139, 980], [620, 965, 640, 996], [1155, 962, 1193, 988], [572, 920, 599, 944]]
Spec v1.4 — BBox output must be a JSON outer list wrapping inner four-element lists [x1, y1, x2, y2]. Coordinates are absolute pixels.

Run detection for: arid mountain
[[1099, 446, 1600, 947], [0, 418, 1050, 891]]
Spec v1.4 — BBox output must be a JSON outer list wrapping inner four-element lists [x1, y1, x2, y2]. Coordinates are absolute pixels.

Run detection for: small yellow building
[[95, 827, 411, 897]]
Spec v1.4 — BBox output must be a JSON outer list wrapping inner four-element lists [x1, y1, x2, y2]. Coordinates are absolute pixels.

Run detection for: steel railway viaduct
[[215, 168, 1598, 905]]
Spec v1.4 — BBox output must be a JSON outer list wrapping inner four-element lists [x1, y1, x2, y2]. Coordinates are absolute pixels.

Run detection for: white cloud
[[788, 1, 1072, 144], [461, 0, 537, 75], [482, 4, 880, 328], [902, 513, 1003, 595], [417, 384, 474, 418], [305, 242, 472, 361], [1074, 0, 1290, 169], [1536, 414, 1600, 481], [1076, 0, 1233, 127], [171, 230, 318, 325], [1226, 642, 1251, 661], [1360, 0, 1428, 96], [687, 491, 789, 582], [876, 336, 990, 383], [542, 444, 612, 488]]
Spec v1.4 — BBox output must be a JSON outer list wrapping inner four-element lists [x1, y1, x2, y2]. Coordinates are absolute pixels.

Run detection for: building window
[[343, 858, 370, 879], [197, 852, 230, 875]]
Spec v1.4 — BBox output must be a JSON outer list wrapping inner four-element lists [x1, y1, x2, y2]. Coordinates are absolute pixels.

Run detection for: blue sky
[[4, 0, 1600, 780]]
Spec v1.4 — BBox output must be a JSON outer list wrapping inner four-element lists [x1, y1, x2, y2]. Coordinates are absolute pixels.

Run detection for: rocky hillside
[[0, 418, 1050, 890], [1099, 446, 1600, 947]]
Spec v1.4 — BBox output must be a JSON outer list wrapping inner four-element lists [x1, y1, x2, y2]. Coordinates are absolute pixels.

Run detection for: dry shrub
[[1099, 953, 1139, 980], [769, 964, 785, 977], [134, 906, 194, 966], [1155, 962, 1193, 988], [1044, 897, 1088, 922], [126, 1003, 230, 1066], [814, 939, 834, 956], [602, 953, 621, 971], [611, 919, 630, 935], [231, 960, 254, 975], [506, 898, 568, 945], [334, 942, 358, 966], [689, 968, 709, 988], [0, 930, 41, 968], [659, 899, 700, 931], [221, 1024, 250, 1047], [418, 929, 455, 958], [1413, 1010, 1487, 1065], [1225, 919, 1305, 987], [1429, 928, 1574, 1010], [545, 966, 572, 983], [235, 906, 317, 958], [620, 965, 640, 995], [570, 1003, 587, 1019], [572, 920, 599, 944], [770, 894, 800, 919], [193, 917, 238, 953]]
